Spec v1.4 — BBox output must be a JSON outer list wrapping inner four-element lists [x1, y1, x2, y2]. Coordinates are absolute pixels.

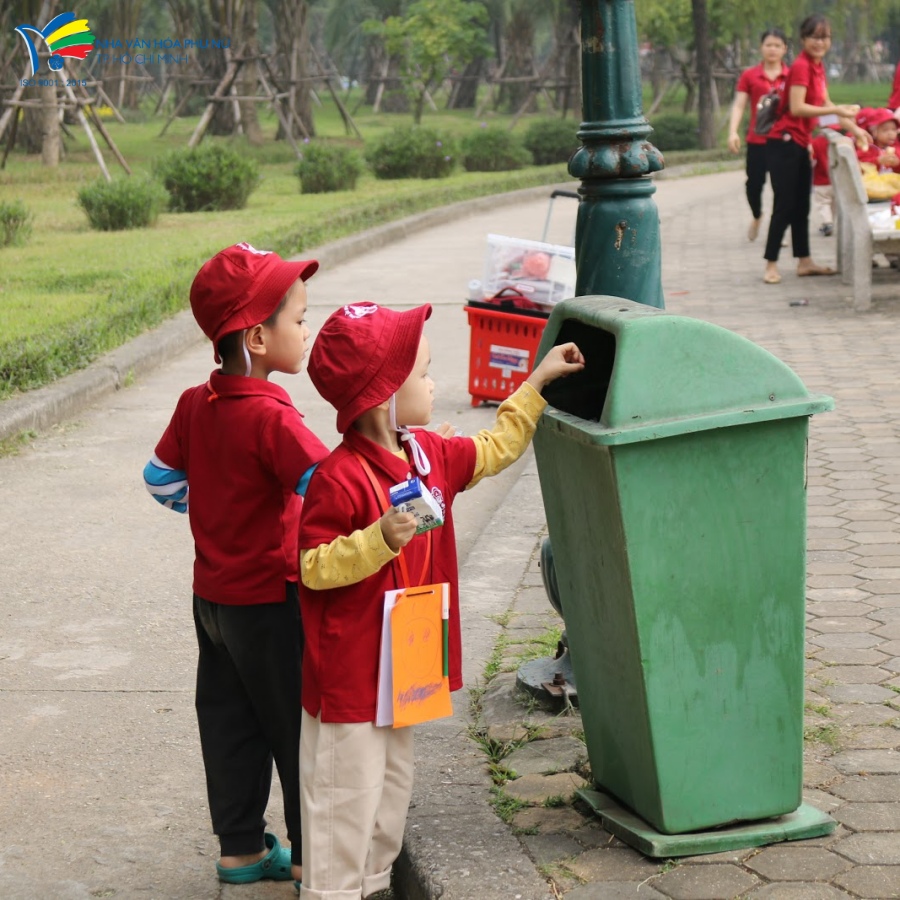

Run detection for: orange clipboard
[[376, 583, 452, 728]]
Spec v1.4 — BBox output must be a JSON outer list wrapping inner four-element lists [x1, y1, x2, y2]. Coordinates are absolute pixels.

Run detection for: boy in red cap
[[143, 242, 329, 888], [856, 107, 900, 173], [297, 302, 584, 899]]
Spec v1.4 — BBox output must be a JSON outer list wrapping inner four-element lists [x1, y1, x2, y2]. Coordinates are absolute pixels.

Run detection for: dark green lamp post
[[519, 0, 667, 711], [569, 0, 665, 307]]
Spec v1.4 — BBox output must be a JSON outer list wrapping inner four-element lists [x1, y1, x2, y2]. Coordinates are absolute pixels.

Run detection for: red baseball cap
[[308, 302, 432, 433], [190, 242, 318, 361]]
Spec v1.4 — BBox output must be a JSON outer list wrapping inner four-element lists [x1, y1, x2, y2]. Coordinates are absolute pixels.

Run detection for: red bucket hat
[[857, 107, 896, 132], [308, 303, 432, 433], [190, 242, 318, 361]]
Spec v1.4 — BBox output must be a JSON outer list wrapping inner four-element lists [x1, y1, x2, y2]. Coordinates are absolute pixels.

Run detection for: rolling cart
[[464, 190, 578, 407]]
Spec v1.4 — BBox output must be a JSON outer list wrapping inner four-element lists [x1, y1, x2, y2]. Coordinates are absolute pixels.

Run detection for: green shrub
[[522, 119, 580, 166], [296, 142, 364, 194], [649, 114, 699, 151], [461, 127, 531, 172], [0, 199, 33, 247], [154, 143, 260, 212], [365, 126, 456, 180], [77, 176, 168, 231]]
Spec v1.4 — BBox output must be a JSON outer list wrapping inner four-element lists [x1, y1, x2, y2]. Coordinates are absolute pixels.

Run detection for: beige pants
[[300, 710, 415, 900], [813, 184, 834, 227]]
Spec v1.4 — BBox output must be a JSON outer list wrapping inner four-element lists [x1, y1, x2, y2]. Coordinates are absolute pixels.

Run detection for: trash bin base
[[577, 789, 836, 858], [515, 650, 579, 712]]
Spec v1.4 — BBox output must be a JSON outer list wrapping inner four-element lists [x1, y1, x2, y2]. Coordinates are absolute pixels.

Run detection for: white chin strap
[[241, 330, 252, 377], [389, 394, 431, 476]]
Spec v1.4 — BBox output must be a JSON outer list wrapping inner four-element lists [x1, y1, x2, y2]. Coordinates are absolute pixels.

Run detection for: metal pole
[[571, 0, 665, 308]]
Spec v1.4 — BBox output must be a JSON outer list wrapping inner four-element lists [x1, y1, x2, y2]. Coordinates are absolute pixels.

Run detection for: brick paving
[[476, 170, 900, 899]]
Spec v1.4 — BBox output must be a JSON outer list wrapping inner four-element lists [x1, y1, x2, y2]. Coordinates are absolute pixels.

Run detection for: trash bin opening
[[542, 319, 616, 422]]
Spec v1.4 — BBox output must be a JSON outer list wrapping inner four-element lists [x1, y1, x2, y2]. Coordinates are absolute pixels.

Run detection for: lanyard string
[[354, 451, 432, 588]]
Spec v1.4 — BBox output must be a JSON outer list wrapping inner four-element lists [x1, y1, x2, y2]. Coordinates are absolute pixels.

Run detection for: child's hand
[[526, 342, 585, 392], [380, 508, 417, 552], [434, 421, 458, 439]]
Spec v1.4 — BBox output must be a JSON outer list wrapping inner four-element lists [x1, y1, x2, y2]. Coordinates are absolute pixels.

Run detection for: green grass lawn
[[0, 102, 573, 398]]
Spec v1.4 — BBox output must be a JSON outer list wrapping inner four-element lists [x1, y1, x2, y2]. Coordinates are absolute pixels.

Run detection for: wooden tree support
[[261, 55, 310, 141], [188, 60, 240, 148], [0, 100, 20, 169], [62, 78, 111, 181], [307, 43, 362, 140], [256, 60, 303, 155]]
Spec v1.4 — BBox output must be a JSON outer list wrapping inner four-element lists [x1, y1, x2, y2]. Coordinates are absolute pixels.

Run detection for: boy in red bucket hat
[[143, 242, 329, 888], [297, 302, 584, 899]]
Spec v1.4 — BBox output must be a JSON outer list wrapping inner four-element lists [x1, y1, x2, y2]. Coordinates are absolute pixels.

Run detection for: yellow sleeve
[[468, 382, 547, 488], [300, 521, 399, 590]]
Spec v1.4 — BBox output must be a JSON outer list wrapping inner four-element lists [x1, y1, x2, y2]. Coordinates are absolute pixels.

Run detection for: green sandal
[[216, 832, 293, 884]]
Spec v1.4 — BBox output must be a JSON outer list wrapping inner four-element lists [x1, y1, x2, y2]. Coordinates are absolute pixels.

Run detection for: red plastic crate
[[464, 303, 549, 406]]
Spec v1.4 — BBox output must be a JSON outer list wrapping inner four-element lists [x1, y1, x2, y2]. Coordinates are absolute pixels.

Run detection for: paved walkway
[[0, 169, 899, 900]]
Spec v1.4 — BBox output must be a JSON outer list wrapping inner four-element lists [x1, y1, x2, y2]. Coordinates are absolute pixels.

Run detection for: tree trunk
[[448, 57, 483, 109], [239, 0, 263, 144], [40, 80, 60, 166], [499, 10, 535, 113], [553, 0, 581, 117], [691, 0, 716, 149], [274, 0, 315, 141]]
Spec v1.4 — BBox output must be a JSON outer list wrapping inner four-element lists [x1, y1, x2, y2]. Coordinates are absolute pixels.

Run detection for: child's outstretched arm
[[466, 341, 584, 488], [526, 342, 585, 392]]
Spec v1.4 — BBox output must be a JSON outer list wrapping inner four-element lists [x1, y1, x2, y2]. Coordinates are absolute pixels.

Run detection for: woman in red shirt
[[762, 14, 865, 284], [727, 28, 789, 241]]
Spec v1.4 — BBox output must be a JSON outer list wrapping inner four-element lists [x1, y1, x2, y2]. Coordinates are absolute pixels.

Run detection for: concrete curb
[[395, 460, 555, 900], [0, 182, 566, 445]]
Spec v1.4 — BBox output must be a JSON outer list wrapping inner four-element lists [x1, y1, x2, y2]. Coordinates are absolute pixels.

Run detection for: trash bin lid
[[538, 296, 834, 445]]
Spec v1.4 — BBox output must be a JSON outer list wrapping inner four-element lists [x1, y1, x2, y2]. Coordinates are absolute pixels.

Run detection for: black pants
[[193, 583, 303, 864], [745, 142, 768, 220], [764, 137, 812, 262]]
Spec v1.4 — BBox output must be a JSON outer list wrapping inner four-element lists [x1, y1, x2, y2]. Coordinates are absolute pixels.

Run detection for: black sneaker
[[819, 223, 834, 237]]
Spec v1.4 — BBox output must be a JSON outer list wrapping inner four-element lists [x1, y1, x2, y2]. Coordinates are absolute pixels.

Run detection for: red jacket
[[155, 371, 328, 605], [299, 428, 477, 723]]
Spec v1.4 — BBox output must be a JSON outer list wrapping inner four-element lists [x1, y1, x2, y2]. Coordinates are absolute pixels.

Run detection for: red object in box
[[464, 302, 549, 406]]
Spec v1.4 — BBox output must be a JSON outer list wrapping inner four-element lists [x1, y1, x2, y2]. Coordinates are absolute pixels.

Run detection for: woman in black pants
[[763, 14, 866, 284], [727, 29, 789, 241]]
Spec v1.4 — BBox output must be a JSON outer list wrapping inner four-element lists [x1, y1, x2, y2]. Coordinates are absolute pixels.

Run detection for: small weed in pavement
[[804, 723, 841, 748], [490, 786, 528, 823]]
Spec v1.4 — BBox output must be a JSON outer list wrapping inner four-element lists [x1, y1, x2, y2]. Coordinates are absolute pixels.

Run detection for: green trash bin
[[532, 296, 835, 854]]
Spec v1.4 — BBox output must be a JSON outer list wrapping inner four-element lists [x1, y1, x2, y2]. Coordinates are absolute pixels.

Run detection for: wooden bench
[[826, 129, 900, 311]]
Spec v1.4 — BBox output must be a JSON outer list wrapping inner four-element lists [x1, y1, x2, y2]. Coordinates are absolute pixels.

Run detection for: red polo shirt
[[888, 63, 900, 111], [737, 62, 789, 144], [769, 51, 827, 148], [155, 371, 328, 605], [857, 141, 900, 173], [298, 428, 477, 723]]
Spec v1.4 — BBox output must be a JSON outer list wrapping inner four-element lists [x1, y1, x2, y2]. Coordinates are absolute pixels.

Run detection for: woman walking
[[727, 29, 790, 241], [762, 14, 866, 284]]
